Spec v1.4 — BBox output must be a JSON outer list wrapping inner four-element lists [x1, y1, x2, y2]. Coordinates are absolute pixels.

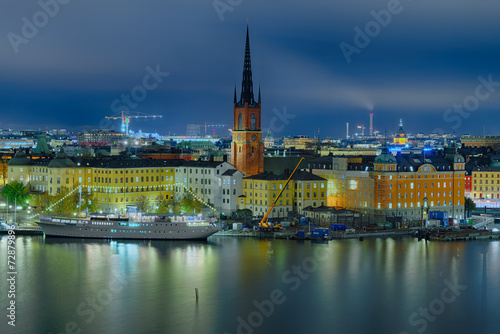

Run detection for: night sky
[[1, 0, 499, 138]]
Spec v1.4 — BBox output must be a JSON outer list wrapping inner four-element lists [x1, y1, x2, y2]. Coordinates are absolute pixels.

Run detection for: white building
[[174, 160, 243, 216]]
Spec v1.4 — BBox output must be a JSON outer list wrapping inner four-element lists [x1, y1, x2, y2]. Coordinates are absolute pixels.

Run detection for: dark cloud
[[0, 0, 499, 136]]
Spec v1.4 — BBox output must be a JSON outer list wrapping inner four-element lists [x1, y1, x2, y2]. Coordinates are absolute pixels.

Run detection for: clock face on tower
[[237, 134, 242, 141], [252, 135, 257, 141]]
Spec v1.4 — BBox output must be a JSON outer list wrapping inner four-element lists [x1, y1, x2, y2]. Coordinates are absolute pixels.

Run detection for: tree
[[49, 187, 78, 215], [79, 188, 98, 214], [464, 197, 476, 217], [156, 198, 181, 214], [137, 198, 151, 213], [231, 209, 252, 221], [1, 181, 31, 208], [180, 191, 202, 213], [0, 156, 8, 186]]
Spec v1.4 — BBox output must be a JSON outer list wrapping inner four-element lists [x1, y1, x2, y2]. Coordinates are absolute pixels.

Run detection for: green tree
[[137, 198, 151, 213], [1, 181, 31, 208], [464, 197, 476, 217], [0, 156, 8, 186], [180, 191, 202, 213], [156, 198, 181, 214], [49, 187, 78, 215], [79, 188, 98, 214]]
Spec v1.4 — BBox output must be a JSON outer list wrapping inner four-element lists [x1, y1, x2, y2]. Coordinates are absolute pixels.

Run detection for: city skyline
[[1, 0, 499, 137]]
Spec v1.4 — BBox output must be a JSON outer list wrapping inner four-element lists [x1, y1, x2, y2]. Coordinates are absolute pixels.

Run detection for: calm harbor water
[[1, 235, 500, 334]]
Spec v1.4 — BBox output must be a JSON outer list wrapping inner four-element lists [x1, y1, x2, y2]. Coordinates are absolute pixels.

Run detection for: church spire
[[234, 86, 237, 104], [258, 85, 261, 104], [240, 25, 255, 105]]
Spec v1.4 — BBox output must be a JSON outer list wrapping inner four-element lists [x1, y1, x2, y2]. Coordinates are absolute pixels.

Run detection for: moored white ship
[[37, 213, 219, 240]]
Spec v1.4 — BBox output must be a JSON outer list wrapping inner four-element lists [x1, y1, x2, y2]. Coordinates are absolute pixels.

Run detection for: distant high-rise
[[231, 26, 264, 177]]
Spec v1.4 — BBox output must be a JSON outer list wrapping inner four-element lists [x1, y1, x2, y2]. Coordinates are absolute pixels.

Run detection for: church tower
[[231, 26, 264, 177]]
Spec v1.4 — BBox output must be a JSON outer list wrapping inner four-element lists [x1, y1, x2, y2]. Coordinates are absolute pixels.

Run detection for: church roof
[[236, 26, 258, 107]]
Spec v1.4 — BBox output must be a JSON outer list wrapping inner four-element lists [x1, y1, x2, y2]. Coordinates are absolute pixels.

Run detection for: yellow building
[[91, 161, 176, 213], [283, 136, 317, 150], [7, 152, 180, 214], [393, 119, 408, 146], [241, 170, 327, 217], [461, 136, 500, 151], [470, 166, 500, 201]]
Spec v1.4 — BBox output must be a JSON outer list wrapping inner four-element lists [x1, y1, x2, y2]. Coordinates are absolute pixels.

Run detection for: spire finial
[[258, 85, 261, 104], [239, 25, 255, 105]]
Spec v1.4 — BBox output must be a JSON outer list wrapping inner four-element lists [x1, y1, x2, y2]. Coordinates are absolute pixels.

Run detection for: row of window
[[474, 179, 500, 184], [94, 185, 174, 193], [95, 176, 171, 183], [376, 174, 460, 179], [377, 200, 460, 209], [473, 187, 500, 192], [473, 193, 500, 199], [244, 183, 325, 190], [96, 169, 173, 174], [245, 191, 324, 199], [385, 181, 460, 190], [97, 194, 174, 203], [474, 173, 500, 178], [249, 199, 290, 205]]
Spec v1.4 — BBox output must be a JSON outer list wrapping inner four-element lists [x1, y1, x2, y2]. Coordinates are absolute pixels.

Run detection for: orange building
[[231, 27, 264, 177], [309, 146, 466, 224]]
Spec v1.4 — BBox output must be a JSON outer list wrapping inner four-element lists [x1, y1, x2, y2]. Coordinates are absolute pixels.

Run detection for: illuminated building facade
[[393, 119, 408, 146], [470, 166, 500, 207], [8, 155, 185, 213], [461, 136, 500, 151], [308, 146, 466, 223], [174, 161, 243, 216], [241, 170, 327, 218]]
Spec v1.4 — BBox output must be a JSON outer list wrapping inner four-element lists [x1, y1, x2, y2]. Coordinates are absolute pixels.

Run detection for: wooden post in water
[[195, 288, 199, 302]]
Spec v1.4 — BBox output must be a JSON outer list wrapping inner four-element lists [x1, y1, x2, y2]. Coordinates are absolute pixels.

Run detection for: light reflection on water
[[0, 236, 499, 334]]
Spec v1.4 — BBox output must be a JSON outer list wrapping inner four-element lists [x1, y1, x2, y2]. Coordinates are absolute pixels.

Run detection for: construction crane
[[105, 111, 163, 135], [259, 157, 304, 232]]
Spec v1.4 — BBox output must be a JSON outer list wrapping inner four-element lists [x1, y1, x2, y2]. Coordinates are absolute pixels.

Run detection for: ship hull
[[37, 215, 219, 240]]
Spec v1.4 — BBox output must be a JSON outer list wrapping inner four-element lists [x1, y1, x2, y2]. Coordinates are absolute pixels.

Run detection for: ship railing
[[11, 226, 43, 231]]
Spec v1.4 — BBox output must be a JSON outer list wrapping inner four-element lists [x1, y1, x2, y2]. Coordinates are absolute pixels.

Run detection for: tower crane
[[105, 111, 163, 135]]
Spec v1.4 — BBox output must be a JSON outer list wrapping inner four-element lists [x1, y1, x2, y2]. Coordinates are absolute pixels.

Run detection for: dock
[[0, 226, 44, 236], [214, 228, 415, 240], [428, 228, 500, 241]]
